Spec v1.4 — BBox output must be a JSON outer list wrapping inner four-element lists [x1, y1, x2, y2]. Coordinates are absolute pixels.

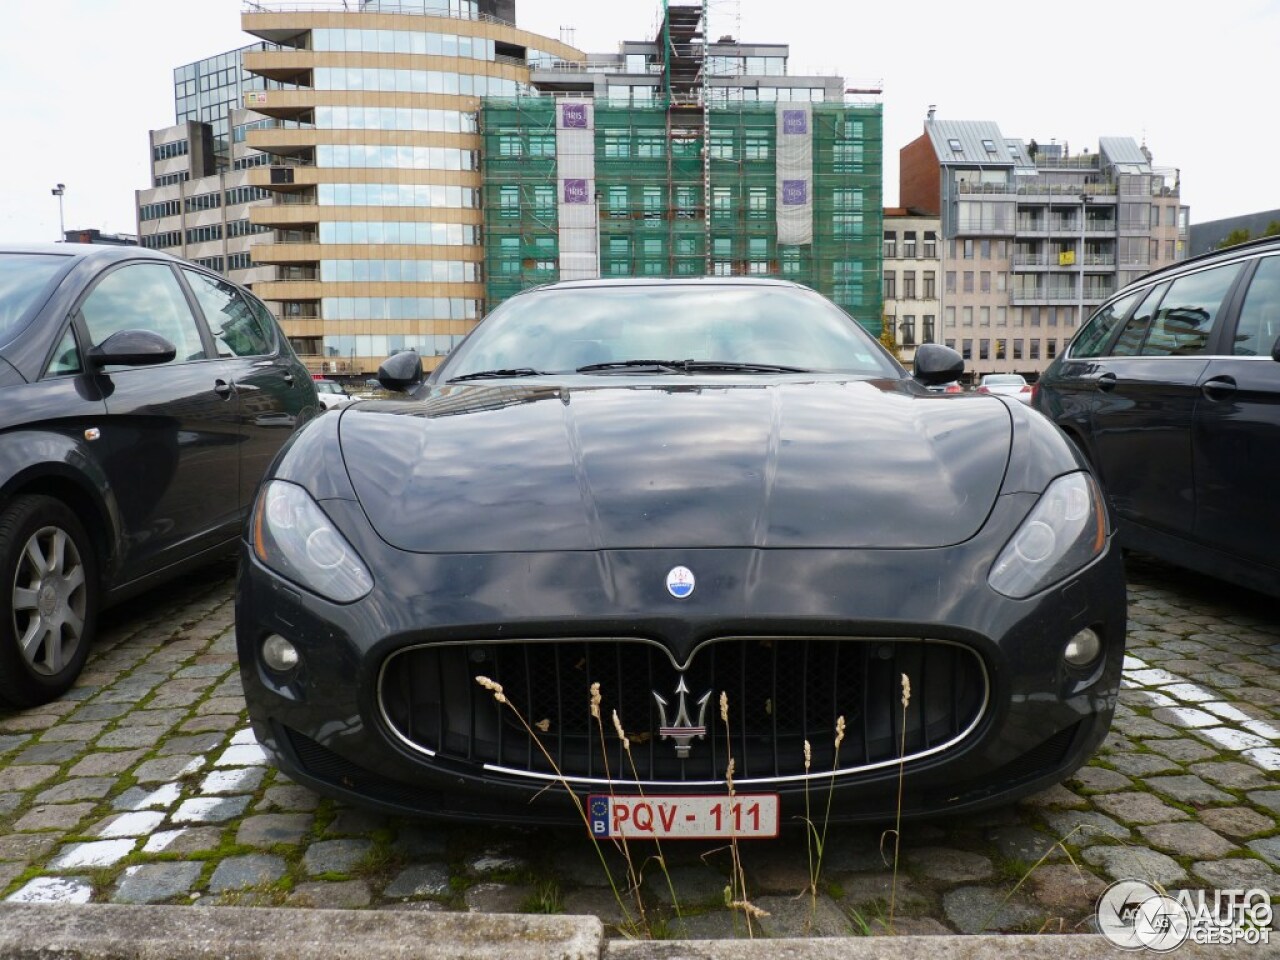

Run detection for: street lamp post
[[51, 183, 66, 242]]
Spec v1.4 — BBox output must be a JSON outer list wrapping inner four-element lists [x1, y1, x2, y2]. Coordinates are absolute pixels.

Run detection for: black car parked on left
[[0, 244, 317, 708]]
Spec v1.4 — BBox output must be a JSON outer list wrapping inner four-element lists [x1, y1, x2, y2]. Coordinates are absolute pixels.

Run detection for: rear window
[[0, 254, 71, 346]]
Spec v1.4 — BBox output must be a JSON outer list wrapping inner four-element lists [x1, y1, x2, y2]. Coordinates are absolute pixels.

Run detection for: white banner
[[556, 99, 598, 280], [776, 102, 813, 245]]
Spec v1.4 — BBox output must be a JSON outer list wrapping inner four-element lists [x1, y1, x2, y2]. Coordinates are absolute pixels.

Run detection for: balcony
[[243, 89, 315, 120], [243, 50, 313, 84]]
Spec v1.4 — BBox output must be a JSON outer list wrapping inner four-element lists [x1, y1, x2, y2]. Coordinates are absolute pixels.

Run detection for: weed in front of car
[[718, 691, 767, 937], [885, 672, 911, 929], [800, 712, 847, 929]]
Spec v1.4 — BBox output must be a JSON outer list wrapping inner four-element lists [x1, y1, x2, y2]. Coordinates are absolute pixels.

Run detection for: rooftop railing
[[242, 2, 516, 28]]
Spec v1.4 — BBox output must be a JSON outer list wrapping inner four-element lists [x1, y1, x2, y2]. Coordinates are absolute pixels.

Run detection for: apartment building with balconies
[[900, 112, 1188, 378]]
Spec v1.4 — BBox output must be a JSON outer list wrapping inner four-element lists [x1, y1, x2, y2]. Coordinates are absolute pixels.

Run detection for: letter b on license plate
[[588, 794, 779, 839]]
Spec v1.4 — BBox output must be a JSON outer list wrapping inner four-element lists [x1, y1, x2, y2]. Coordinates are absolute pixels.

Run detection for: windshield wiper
[[576, 358, 809, 374], [447, 367, 548, 382]]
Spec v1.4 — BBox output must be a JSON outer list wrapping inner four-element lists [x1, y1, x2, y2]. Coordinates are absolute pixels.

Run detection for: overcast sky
[[2, 0, 1276, 241]]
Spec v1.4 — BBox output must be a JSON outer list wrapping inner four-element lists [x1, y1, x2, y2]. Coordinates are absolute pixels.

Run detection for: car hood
[[337, 380, 1012, 552]]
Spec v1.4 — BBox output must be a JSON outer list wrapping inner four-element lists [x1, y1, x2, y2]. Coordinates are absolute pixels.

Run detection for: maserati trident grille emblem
[[654, 676, 712, 759]]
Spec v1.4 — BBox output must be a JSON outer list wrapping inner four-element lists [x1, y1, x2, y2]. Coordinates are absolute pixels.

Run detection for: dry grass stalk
[[887, 672, 911, 927]]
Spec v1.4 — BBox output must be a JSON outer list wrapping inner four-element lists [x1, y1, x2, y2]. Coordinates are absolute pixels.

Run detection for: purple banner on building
[[782, 180, 808, 206], [561, 103, 588, 129], [783, 110, 808, 136], [563, 178, 590, 204]]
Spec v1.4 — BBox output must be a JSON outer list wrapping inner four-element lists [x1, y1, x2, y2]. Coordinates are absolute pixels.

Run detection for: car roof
[[1125, 234, 1280, 290], [0, 243, 181, 267], [511, 276, 814, 298]]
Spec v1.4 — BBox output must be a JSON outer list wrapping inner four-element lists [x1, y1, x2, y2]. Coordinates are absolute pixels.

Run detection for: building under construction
[[485, 1, 883, 332]]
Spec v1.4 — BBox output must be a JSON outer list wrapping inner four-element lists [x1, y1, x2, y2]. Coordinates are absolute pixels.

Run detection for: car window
[[80, 263, 205, 363], [1071, 289, 1145, 358], [45, 327, 81, 376], [182, 269, 273, 358], [1139, 262, 1242, 357], [0, 253, 68, 346], [1110, 284, 1167, 357], [1232, 255, 1280, 357]]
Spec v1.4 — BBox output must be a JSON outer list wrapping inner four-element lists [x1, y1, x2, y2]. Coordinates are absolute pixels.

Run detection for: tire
[[0, 495, 98, 709]]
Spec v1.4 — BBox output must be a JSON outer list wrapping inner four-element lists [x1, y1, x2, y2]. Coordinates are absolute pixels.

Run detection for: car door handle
[[1096, 372, 1118, 392], [282, 371, 295, 386], [214, 379, 234, 399], [1201, 375, 1237, 401]]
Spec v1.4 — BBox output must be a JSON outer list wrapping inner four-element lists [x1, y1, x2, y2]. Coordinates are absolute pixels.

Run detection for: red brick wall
[[900, 132, 940, 215]]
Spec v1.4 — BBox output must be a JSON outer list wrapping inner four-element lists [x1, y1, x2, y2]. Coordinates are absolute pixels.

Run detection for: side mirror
[[87, 329, 177, 368], [376, 349, 424, 392], [913, 342, 965, 386]]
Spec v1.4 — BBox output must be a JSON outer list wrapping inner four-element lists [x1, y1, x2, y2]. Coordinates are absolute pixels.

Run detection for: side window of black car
[[182, 269, 273, 358], [1139, 263, 1243, 357], [1110, 284, 1167, 357], [81, 263, 206, 363], [1232, 256, 1280, 357], [45, 327, 82, 376], [1071, 290, 1144, 358]]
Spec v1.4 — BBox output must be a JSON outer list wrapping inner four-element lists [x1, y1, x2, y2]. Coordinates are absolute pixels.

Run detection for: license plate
[[588, 793, 780, 839]]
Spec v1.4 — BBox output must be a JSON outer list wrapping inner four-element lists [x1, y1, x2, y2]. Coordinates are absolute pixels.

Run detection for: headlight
[[252, 480, 373, 603], [988, 472, 1106, 599]]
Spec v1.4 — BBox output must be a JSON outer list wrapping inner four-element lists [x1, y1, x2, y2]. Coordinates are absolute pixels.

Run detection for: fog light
[[262, 634, 299, 672], [1063, 628, 1101, 666]]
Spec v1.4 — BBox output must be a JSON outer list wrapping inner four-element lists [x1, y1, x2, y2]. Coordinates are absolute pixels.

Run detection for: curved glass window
[[323, 332, 464, 360], [316, 144, 479, 171], [322, 297, 479, 321], [320, 259, 479, 283], [315, 67, 528, 99], [318, 183, 478, 208], [315, 105, 476, 134], [313, 28, 495, 61], [318, 222, 479, 245]]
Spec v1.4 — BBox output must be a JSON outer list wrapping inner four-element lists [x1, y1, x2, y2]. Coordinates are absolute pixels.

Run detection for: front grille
[[378, 637, 987, 786]]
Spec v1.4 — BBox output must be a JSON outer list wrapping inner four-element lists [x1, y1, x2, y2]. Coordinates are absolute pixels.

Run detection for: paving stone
[[1198, 806, 1274, 840], [34, 777, 113, 804], [1146, 738, 1218, 763], [1188, 760, 1271, 790], [200, 768, 265, 796], [207, 854, 287, 893], [1245, 790, 1280, 816], [1244, 747, 1280, 771], [941, 886, 1041, 934], [287, 880, 372, 909], [645, 864, 728, 907], [1138, 822, 1237, 860], [1069, 766, 1133, 793], [142, 827, 223, 855], [745, 848, 813, 893], [986, 826, 1063, 864], [835, 872, 928, 912], [1145, 774, 1233, 806], [0, 765, 60, 792], [215, 744, 269, 767], [158, 733, 224, 757], [0, 833, 58, 863], [112, 783, 181, 812], [1042, 809, 1130, 844], [5, 876, 94, 903], [302, 838, 372, 876], [15, 742, 83, 765], [48, 838, 137, 869], [753, 892, 850, 937], [1247, 836, 1280, 869], [65, 750, 147, 778], [179, 715, 240, 734], [562, 887, 631, 929], [171, 796, 250, 824], [112, 862, 203, 904], [883, 917, 953, 936], [1026, 864, 1107, 912], [38, 720, 107, 743], [465, 849, 529, 878], [903, 847, 994, 883], [96, 727, 165, 749], [235, 813, 313, 847], [393, 824, 449, 859], [12, 803, 96, 833], [1092, 792, 1190, 826], [1114, 716, 1180, 739], [1082, 845, 1187, 887], [255, 784, 321, 813], [1018, 783, 1088, 810], [1151, 706, 1220, 729], [1192, 857, 1279, 891], [1196, 727, 1269, 752], [1105, 752, 1183, 777], [464, 881, 533, 913], [66, 702, 131, 723], [132, 756, 205, 784], [0, 793, 21, 818], [325, 808, 388, 836], [383, 864, 452, 899], [95, 811, 167, 839]]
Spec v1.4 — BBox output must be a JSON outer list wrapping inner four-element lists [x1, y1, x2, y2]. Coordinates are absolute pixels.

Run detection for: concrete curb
[[0, 904, 1247, 960]]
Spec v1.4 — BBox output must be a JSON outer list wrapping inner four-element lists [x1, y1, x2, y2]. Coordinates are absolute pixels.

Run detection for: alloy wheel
[[11, 525, 87, 675]]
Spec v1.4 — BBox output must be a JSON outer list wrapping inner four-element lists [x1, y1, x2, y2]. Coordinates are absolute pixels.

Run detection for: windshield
[[984, 375, 1025, 385], [437, 284, 902, 381], [0, 254, 71, 347]]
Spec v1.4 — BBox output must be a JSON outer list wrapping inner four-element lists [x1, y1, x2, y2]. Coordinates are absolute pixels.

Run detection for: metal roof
[[1099, 137, 1151, 173], [926, 120, 1014, 166]]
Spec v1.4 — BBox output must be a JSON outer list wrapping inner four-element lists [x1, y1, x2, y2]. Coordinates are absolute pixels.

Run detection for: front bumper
[[234, 495, 1126, 825]]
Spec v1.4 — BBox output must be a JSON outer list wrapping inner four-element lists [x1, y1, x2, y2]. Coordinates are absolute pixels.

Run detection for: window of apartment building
[[152, 140, 189, 161], [962, 338, 972, 360], [945, 306, 956, 327], [607, 236, 631, 275], [883, 272, 896, 300], [832, 141, 864, 171], [962, 306, 973, 326], [609, 184, 629, 217], [833, 213, 864, 237], [980, 306, 990, 326], [636, 134, 665, 159], [528, 133, 556, 156], [1030, 339, 1041, 360], [185, 192, 221, 213], [643, 186, 664, 220], [997, 271, 1007, 293], [497, 130, 523, 157], [713, 237, 733, 259], [227, 252, 252, 271], [675, 184, 699, 219], [923, 231, 937, 258], [185, 225, 222, 244], [1030, 307, 1041, 327], [900, 316, 916, 346], [922, 271, 936, 299], [945, 338, 956, 351], [1166, 240, 1176, 260], [883, 231, 896, 259], [780, 248, 801, 276], [1013, 339, 1023, 360], [1047, 339, 1058, 360], [748, 186, 770, 219], [980, 239, 991, 259], [1151, 239, 1161, 262], [603, 129, 630, 158], [499, 185, 520, 218], [997, 306, 1007, 325], [533, 184, 555, 219], [833, 187, 863, 210], [1047, 307, 1058, 327], [712, 186, 733, 220], [922, 315, 935, 343], [963, 239, 975, 259], [995, 339, 1007, 360], [979, 338, 990, 360], [744, 135, 770, 160], [903, 231, 917, 258], [709, 132, 735, 160], [963, 271, 974, 293], [902, 271, 916, 299], [945, 271, 956, 293], [980, 271, 991, 293]]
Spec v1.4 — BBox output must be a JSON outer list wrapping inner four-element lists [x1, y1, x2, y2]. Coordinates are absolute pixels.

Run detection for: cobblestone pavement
[[0, 554, 1276, 938]]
